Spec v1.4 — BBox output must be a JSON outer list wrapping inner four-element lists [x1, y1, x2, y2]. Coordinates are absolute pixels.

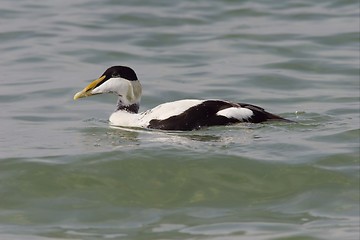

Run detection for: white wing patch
[[216, 107, 253, 120]]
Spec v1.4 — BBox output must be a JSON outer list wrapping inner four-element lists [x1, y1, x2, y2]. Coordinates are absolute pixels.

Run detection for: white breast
[[109, 111, 141, 127]]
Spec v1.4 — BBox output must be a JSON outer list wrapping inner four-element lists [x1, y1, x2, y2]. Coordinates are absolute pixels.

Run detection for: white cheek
[[92, 78, 127, 95]]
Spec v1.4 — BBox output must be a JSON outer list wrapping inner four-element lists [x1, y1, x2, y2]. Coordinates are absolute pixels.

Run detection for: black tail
[[238, 103, 294, 123]]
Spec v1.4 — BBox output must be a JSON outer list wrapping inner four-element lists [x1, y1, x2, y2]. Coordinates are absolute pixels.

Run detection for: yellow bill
[[73, 75, 106, 100]]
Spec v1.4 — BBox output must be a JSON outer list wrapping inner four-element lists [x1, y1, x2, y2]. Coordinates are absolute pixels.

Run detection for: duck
[[74, 66, 292, 131]]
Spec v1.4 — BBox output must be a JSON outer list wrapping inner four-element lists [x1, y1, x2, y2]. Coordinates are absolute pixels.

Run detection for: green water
[[0, 0, 359, 239]]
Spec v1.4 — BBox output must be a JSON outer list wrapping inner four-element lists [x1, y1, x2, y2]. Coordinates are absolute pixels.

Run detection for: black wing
[[148, 100, 291, 131], [148, 100, 239, 130]]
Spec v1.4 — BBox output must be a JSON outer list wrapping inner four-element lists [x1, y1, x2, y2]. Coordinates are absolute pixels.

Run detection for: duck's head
[[74, 66, 142, 107]]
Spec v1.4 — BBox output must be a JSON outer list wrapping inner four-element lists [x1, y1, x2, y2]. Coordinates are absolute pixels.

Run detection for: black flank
[[148, 100, 240, 131], [148, 100, 291, 130]]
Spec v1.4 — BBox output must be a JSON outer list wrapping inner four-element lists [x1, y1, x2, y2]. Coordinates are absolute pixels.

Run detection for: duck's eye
[[112, 73, 120, 78]]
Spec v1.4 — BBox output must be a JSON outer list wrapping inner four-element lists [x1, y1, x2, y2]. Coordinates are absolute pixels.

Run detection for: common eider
[[74, 66, 292, 131]]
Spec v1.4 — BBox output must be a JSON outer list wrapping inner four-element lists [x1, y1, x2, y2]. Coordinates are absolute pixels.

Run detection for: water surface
[[0, 0, 359, 239]]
